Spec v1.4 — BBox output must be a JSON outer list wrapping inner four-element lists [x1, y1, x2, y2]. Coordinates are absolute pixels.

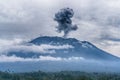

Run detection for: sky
[[0, 0, 120, 57]]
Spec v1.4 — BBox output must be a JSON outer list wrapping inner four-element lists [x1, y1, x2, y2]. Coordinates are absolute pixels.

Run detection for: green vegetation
[[0, 71, 120, 80]]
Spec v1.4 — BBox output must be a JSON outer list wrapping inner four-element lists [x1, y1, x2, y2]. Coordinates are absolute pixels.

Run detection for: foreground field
[[0, 71, 120, 80]]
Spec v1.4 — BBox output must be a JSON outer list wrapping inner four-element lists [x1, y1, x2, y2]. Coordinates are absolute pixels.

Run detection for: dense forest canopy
[[0, 71, 120, 80]]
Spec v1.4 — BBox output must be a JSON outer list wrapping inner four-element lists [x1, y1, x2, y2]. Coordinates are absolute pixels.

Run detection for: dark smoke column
[[54, 8, 78, 38]]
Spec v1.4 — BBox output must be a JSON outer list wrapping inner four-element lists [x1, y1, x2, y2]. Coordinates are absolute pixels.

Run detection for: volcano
[[1, 36, 120, 72], [7, 36, 120, 61]]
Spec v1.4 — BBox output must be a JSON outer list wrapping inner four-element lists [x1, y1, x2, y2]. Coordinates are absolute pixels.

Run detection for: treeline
[[0, 71, 120, 80]]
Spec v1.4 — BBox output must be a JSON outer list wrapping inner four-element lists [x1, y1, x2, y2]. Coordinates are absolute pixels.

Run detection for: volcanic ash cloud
[[54, 8, 78, 38]]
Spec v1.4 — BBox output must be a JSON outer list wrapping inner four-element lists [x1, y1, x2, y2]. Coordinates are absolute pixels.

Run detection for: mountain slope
[[7, 36, 120, 61], [30, 36, 120, 60]]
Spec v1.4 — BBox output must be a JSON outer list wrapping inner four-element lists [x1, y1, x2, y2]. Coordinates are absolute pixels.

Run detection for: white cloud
[[39, 44, 73, 50], [0, 55, 85, 62], [0, 39, 73, 54], [0, 38, 23, 46]]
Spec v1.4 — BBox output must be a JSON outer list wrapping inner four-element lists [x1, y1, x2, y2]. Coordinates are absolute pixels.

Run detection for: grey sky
[[0, 0, 120, 56]]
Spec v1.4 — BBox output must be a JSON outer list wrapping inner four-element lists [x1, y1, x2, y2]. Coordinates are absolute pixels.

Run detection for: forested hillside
[[0, 71, 120, 80]]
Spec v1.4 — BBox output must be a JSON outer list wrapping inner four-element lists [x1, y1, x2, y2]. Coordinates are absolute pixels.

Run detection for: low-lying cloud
[[0, 55, 85, 62], [0, 39, 73, 55], [0, 39, 76, 62]]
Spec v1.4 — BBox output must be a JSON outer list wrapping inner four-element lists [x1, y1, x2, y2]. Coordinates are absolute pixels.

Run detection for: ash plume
[[54, 8, 78, 38]]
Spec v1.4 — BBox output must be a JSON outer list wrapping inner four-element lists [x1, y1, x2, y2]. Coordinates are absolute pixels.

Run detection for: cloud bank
[[0, 39, 73, 54], [0, 55, 85, 62], [0, 39, 75, 62], [0, 0, 120, 56]]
